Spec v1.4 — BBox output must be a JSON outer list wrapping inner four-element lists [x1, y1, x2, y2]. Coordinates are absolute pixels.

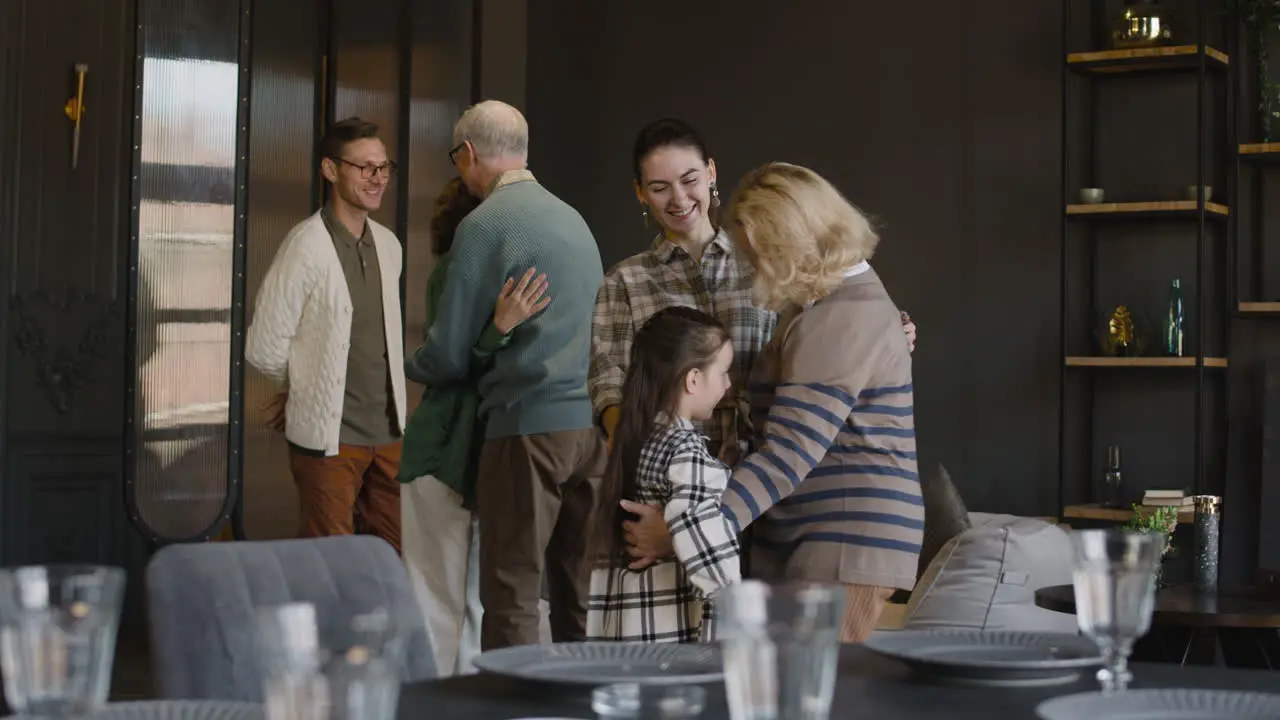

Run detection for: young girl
[[586, 306, 742, 643]]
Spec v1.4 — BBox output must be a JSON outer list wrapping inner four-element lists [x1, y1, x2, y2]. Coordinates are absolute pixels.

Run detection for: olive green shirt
[[321, 204, 398, 446]]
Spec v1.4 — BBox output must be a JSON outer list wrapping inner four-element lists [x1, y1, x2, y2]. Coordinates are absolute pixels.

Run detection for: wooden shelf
[[1064, 503, 1195, 525], [1067, 45, 1229, 75], [1240, 143, 1280, 164], [1066, 200, 1229, 218], [1065, 356, 1228, 368], [1239, 302, 1280, 315]]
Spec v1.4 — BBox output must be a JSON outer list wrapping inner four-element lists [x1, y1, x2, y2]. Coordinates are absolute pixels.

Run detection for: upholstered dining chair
[[146, 535, 436, 701]]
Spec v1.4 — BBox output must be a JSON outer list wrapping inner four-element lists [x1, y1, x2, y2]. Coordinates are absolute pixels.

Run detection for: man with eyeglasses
[[407, 100, 606, 649], [247, 116, 407, 553]]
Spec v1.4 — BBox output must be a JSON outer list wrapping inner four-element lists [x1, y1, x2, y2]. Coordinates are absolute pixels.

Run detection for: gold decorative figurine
[[1099, 305, 1144, 356]]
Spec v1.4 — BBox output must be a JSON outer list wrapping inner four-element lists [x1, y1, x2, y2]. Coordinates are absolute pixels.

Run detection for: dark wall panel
[[477, 0, 526, 109], [2, 0, 134, 566], [0, 0, 15, 561], [331, 0, 403, 232], [241, 0, 320, 539], [526, 0, 1063, 517], [404, 0, 474, 402]]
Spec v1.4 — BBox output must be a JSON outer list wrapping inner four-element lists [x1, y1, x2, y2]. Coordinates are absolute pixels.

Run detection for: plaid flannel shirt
[[586, 418, 742, 643], [589, 231, 778, 455]]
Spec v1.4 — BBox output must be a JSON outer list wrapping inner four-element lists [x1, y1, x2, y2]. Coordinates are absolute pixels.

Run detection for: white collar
[[843, 261, 871, 278], [803, 262, 872, 309]]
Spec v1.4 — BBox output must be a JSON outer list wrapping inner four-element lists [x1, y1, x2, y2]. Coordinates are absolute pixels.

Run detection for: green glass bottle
[[1164, 278, 1185, 357], [1104, 445, 1123, 509]]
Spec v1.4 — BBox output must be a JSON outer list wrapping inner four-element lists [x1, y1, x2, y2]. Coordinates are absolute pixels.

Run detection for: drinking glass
[[592, 683, 706, 719], [716, 580, 844, 720], [1070, 529, 1163, 694], [257, 603, 404, 720], [0, 564, 126, 718]]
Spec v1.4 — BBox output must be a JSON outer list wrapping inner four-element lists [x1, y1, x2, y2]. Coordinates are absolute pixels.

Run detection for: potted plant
[[1123, 504, 1179, 587]]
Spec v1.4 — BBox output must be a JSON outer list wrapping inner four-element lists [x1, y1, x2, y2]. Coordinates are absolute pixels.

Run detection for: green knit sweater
[[399, 253, 508, 507], [404, 178, 603, 439]]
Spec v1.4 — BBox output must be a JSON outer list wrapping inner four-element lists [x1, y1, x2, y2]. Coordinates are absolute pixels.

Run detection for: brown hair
[[593, 307, 730, 571], [430, 177, 482, 256], [631, 117, 720, 227], [631, 118, 712, 182], [319, 116, 379, 162]]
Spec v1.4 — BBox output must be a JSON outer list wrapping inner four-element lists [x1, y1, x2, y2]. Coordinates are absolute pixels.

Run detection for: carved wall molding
[[10, 286, 120, 414]]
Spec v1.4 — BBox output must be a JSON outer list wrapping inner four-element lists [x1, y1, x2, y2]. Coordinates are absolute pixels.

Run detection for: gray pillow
[[918, 463, 971, 579], [903, 514, 1077, 633]]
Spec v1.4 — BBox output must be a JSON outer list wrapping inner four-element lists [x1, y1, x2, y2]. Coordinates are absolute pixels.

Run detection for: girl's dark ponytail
[[594, 349, 666, 568]]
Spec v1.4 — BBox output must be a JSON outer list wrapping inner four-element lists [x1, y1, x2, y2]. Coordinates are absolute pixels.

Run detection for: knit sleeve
[[471, 321, 511, 361], [406, 220, 493, 385], [720, 303, 879, 532], [245, 230, 313, 388]]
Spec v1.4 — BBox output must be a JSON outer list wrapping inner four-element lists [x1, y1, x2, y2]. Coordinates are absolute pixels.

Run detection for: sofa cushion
[[918, 463, 972, 578], [902, 514, 1077, 633]]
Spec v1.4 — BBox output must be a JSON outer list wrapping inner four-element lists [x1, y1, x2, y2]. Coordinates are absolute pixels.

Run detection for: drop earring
[[710, 182, 721, 208], [642, 206, 650, 228]]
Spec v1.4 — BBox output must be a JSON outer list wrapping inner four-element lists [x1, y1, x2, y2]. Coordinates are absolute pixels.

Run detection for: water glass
[[257, 603, 404, 720], [592, 683, 706, 719], [716, 581, 844, 720], [1070, 529, 1163, 694], [0, 564, 126, 718]]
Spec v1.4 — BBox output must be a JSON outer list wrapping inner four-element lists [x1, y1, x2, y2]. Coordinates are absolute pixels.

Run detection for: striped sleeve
[[665, 434, 741, 598], [720, 309, 876, 532]]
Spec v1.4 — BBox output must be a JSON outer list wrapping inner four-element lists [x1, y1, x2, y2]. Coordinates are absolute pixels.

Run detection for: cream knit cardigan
[[245, 211, 407, 456]]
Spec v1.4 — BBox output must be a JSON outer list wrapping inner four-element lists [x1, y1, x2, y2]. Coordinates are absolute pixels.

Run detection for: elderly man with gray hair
[[406, 100, 606, 650]]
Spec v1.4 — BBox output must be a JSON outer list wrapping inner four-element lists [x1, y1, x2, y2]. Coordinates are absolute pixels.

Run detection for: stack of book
[[1142, 489, 1192, 508]]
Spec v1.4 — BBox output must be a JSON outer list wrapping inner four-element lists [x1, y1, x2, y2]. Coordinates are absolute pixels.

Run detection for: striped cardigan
[[723, 268, 922, 591]]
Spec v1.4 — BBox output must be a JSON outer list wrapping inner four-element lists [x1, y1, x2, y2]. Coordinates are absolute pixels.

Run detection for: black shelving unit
[[1229, 6, 1280, 592], [1059, 0, 1235, 522], [1233, 59, 1280, 314]]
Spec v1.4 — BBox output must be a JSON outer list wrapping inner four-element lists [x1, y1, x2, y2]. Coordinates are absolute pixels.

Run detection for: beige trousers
[[402, 474, 551, 674]]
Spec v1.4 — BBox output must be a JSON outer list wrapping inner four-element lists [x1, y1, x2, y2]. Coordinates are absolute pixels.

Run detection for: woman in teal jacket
[[401, 177, 549, 675]]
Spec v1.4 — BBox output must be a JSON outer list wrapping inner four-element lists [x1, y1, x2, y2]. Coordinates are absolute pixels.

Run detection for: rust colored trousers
[[289, 441, 402, 554]]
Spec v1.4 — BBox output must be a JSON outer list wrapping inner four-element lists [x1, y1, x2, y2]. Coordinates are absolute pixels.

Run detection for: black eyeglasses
[[332, 157, 397, 179], [448, 142, 467, 165]]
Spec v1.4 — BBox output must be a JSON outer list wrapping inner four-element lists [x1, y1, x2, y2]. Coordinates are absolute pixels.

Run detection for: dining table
[[395, 642, 1280, 719], [1035, 583, 1280, 667]]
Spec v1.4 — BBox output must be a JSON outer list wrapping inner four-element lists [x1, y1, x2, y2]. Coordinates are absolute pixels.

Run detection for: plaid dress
[[589, 232, 777, 456], [586, 418, 742, 642]]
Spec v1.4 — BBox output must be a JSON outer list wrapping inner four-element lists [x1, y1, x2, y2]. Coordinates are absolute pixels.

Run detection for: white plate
[[1037, 689, 1280, 719], [474, 642, 722, 686], [10, 701, 263, 720], [863, 630, 1103, 687]]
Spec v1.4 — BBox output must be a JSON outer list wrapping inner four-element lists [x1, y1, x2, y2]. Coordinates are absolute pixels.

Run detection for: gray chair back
[[146, 535, 435, 701]]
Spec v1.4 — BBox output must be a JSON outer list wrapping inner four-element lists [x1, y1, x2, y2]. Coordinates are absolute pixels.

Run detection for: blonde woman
[[626, 163, 922, 642]]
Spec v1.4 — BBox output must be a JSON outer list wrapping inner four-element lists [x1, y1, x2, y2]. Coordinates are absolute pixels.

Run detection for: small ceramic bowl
[[1079, 188, 1105, 204], [1184, 185, 1214, 202]]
